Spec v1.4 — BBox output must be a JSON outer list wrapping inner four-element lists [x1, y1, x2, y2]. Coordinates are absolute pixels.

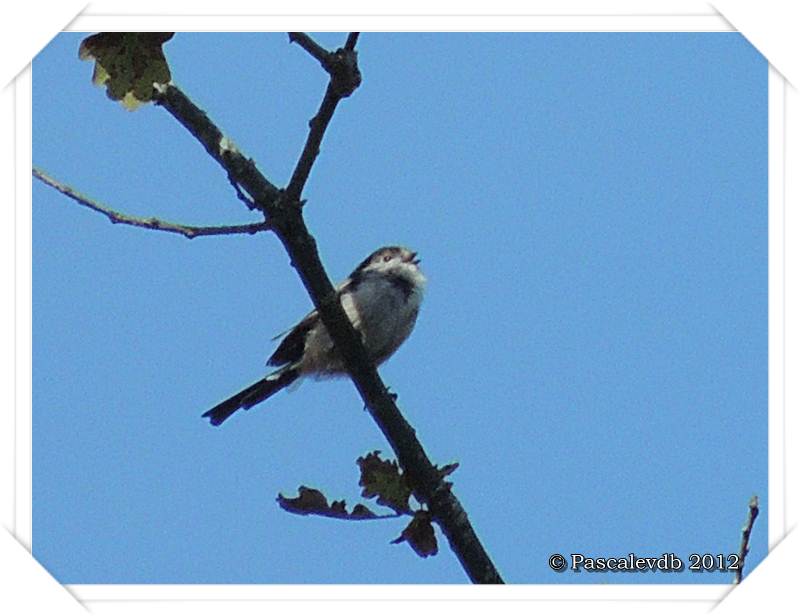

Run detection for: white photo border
[[8, 9, 789, 613]]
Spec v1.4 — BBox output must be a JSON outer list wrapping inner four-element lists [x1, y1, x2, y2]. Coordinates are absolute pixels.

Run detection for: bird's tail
[[202, 368, 299, 426]]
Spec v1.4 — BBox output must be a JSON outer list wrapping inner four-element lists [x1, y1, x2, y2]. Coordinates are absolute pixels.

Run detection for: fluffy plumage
[[202, 246, 425, 426]]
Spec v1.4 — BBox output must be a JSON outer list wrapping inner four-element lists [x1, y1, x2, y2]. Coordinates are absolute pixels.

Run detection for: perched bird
[[203, 246, 425, 426]]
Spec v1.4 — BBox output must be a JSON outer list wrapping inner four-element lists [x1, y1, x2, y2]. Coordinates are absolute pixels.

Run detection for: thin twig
[[33, 167, 271, 239], [301, 510, 403, 521], [285, 34, 362, 204], [284, 84, 342, 204], [344, 32, 360, 51], [226, 171, 258, 210], [152, 83, 281, 214], [734, 495, 760, 584], [288, 32, 331, 68]]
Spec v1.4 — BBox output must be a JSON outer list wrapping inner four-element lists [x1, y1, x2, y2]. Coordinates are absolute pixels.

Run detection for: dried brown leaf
[[391, 511, 438, 558], [278, 487, 380, 520], [277, 486, 329, 515]]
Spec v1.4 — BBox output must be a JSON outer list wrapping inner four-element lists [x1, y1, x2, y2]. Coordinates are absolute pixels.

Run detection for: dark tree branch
[[285, 83, 343, 204], [288, 32, 331, 67], [153, 82, 280, 216], [32, 167, 271, 239], [344, 32, 360, 51], [285, 37, 362, 204], [288, 32, 361, 72], [287, 32, 362, 96], [734, 495, 760, 584], [152, 33, 503, 584]]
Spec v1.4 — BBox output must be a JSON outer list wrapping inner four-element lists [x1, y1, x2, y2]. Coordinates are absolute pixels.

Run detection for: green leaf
[[79, 32, 174, 110], [357, 450, 412, 514]]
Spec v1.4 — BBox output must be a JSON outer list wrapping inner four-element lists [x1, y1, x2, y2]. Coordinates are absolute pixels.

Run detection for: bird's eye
[[383, 255, 392, 262]]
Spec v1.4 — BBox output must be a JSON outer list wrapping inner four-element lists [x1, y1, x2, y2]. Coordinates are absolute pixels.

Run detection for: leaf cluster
[[278, 451, 459, 559]]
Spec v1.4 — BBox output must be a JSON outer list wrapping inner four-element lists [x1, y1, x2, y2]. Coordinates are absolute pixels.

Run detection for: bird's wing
[[266, 278, 355, 367], [267, 309, 317, 366]]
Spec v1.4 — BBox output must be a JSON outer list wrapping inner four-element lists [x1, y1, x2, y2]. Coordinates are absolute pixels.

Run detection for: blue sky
[[32, 32, 767, 584]]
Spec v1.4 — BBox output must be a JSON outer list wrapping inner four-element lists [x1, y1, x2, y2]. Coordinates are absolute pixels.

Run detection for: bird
[[202, 246, 426, 426]]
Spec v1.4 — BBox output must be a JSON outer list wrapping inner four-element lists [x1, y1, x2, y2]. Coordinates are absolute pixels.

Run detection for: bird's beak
[[407, 252, 420, 265]]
